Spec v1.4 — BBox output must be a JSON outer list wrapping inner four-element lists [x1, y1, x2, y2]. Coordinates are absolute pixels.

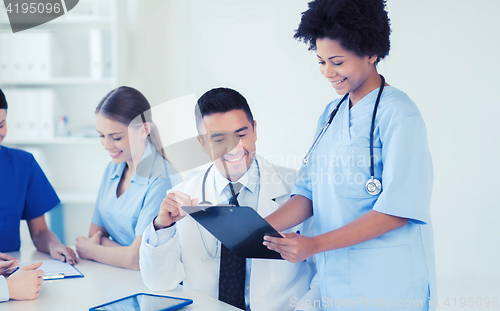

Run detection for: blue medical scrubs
[[293, 87, 436, 310], [0, 146, 60, 252], [92, 144, 179, 246]]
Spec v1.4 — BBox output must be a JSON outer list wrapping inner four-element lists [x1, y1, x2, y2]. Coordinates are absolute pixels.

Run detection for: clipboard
[[19, 260, 84, 280], [182, 205, 283, 259]]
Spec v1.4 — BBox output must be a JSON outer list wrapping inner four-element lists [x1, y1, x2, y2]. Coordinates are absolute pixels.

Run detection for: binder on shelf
[[1, 88, 55, 140], [0, 32, 52, 81], [24, 91, 38, 140], [0, 35, 11, 79], [32, 33, 52, 80], [38, 89, 55, 139], [102, 29, 112, 78], [89, 28, 103, 79], [11, 34, 23, 80], [9, 35, 24, 80], [2, 90, 24, 140]]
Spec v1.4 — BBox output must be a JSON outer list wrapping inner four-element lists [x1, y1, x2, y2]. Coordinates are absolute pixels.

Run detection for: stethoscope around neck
[[197, 163, 241, 260], [302, 75, 386, 196], [195, 164, 217, 260]]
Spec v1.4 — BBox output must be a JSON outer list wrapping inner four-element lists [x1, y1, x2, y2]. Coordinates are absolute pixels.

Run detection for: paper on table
[[19, 260, 83, 280]]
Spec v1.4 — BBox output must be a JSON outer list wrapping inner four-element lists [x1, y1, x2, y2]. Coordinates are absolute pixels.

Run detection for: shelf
[[0, 0, 116, 211], [0, 16, 113, 27], [0, 77, 114, 86], [44, 16, 113, 25], [3, 137, 101, 145]]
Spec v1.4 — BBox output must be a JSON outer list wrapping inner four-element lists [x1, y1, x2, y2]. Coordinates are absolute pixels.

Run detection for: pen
[[10, 266, 19, 274]]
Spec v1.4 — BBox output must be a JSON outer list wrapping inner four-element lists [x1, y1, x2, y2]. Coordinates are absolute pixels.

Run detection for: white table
[[0, 244, 239, 311]]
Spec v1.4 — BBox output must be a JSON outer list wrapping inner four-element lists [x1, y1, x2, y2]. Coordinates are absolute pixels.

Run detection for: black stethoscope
[[302, 75, 386, 196]]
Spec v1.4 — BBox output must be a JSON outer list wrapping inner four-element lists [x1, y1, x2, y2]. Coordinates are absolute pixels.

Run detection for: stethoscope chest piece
[[302, 75, 387, 197], [365, 177, 382, 196]]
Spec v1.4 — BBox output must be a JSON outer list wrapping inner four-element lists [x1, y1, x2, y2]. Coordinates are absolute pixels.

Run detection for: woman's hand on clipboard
[[154, 191, 199, 230], [263, 232, 316, 263]]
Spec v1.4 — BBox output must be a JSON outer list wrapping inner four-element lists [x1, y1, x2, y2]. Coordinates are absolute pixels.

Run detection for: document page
[[20, 260, 83, 279]]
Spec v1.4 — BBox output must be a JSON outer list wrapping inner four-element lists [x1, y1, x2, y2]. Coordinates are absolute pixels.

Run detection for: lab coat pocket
[[270, 259, 300, 289], [335, 146, 382, 199], [349, 245, 415, 310]]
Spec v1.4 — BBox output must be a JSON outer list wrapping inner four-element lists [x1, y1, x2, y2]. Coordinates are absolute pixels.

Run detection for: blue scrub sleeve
[[22, 155, 60, 220], [291, 165, 313, 201], [372, 115, 433, 224], [91, 202, 104, 228], [134, 177, 171, 237]]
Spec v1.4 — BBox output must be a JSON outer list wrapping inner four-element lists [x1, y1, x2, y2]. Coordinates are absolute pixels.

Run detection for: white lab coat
[[140, 156, 320, 311], [0, 276, 8, 302]]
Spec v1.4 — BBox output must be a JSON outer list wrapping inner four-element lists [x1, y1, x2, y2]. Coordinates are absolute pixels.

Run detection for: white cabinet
[[0, 0, 120, 243]]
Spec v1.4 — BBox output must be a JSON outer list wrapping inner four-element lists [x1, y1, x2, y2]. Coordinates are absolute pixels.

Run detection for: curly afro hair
[[294, 0, 391, 63]]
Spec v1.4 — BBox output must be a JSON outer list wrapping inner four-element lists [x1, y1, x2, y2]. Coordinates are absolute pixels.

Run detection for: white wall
[[120, 0, 500, 307]]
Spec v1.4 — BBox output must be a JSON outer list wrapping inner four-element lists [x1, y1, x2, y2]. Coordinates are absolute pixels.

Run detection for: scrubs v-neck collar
[[108, 142, 155, 187], [341, 86, 385, 141]]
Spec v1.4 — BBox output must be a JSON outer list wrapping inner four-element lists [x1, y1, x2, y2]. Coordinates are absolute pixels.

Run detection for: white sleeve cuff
[[143, 222, 176, 247], [0, 276, 9, 302]]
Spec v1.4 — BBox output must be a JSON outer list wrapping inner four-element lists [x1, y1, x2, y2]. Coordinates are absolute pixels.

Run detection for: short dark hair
[[195, 87, 254, 134], [294, 0, 391, 63], [0, 88, 7, 110]]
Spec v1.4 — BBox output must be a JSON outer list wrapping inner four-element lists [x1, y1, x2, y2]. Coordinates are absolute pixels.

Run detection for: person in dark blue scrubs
[[0, 88, 77, 267]]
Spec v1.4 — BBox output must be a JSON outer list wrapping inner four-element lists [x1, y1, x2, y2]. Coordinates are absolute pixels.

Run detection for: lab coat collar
[[255, 155, 288, 199]]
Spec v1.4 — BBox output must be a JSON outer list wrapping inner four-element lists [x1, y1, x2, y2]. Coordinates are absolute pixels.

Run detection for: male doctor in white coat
[[139, 87, 319, 311]]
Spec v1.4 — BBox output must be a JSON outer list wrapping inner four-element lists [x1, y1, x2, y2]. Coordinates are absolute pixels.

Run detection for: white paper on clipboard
[[19, 260, 83, 280]]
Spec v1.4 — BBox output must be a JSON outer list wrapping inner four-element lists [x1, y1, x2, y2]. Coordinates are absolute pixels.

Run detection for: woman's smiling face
[[316, 37, 379, 104], [96, 113, 148, 165]]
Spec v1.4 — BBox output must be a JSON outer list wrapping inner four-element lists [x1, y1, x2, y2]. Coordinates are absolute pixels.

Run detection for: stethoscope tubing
[[370, 75, 385, 179], [302, 75, 386, 195], [302, 94, 348, 165]]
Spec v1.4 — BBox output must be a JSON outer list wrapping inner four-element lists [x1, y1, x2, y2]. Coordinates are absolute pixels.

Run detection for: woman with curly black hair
[[264, 0, 435, 310]]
